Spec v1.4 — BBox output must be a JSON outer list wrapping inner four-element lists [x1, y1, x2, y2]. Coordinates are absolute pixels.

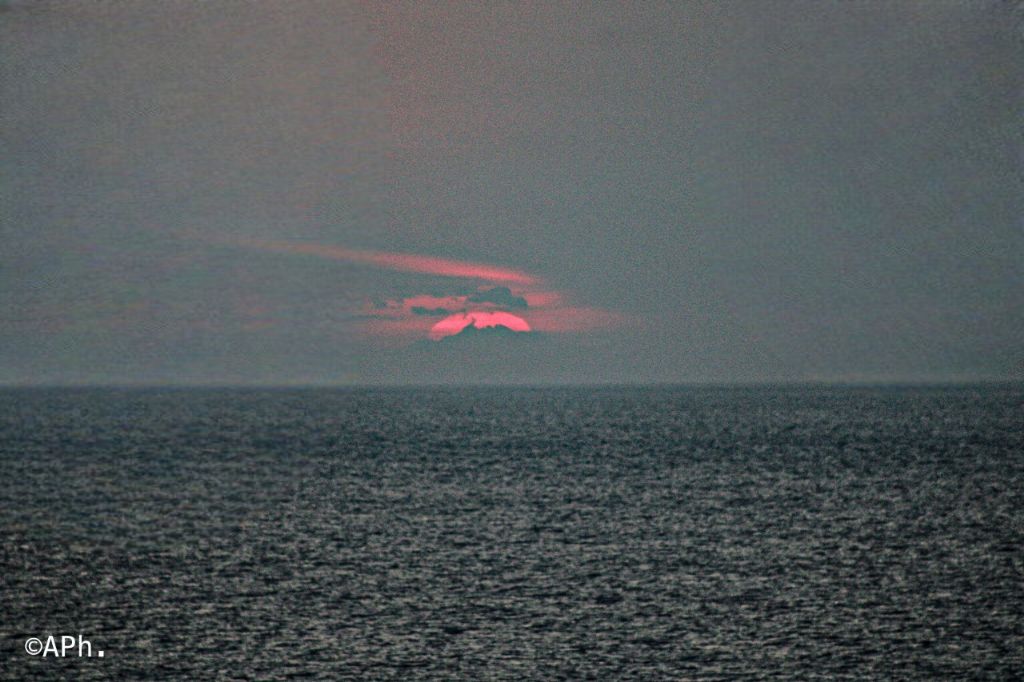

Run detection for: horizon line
[[1, 379, 1021, 390]]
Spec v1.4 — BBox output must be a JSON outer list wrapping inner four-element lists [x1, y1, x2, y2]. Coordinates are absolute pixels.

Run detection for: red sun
[[429, 311, 531, 340]]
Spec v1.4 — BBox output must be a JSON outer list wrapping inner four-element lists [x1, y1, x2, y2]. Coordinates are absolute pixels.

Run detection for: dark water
[[1, 386, 1022, 680]]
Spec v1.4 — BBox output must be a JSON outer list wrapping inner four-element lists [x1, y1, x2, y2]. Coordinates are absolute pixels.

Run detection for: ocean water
[[1, 386, 1022, 680]]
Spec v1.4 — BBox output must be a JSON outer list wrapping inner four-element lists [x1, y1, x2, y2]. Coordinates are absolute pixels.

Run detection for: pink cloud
[[522, 291, 564, 307], [526, 307, 627, 333], [356, 317, 434, 343], [234, 238, 538, 285]]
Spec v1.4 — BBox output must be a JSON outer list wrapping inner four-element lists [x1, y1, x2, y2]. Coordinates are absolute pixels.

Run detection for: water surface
[[2, 386, 1022, 679]]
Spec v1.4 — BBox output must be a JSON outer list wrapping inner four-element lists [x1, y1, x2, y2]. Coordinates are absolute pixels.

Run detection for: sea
[[1, 386, 1022, 680]]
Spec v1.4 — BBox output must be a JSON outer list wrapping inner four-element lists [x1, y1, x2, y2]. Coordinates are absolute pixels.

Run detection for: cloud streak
[[232, 238, 539, 285]]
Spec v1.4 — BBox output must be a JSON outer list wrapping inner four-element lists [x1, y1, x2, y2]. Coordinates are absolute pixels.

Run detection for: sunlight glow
[[429, 311, 531, 340]]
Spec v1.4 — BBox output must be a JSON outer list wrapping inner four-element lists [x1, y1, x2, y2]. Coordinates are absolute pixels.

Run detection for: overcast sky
[[2, 0, 1021, 385]]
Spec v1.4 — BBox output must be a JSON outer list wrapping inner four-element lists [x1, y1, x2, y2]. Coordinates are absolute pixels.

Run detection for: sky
[[1, 0, 1022, 385]]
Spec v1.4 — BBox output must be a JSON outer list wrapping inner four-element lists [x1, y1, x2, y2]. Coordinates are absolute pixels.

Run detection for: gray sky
[[2, 0, 1021, 385]]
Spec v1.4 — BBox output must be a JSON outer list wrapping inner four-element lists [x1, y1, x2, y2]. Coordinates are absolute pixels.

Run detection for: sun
[[429, 311, 531, 340]]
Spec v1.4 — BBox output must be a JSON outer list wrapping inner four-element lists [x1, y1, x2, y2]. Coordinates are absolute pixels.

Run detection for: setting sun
[[429, 311, 531, 340]]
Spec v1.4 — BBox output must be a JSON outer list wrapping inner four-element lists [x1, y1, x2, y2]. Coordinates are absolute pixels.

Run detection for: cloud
[[467, 286, 528, 309], [411, 306, 454, 315], [365, 295, 463, 318], [526, 307, 628, 333], [370, 290, 528, 318], [226, 237, 539, 284], [355, 290, 625, 341]]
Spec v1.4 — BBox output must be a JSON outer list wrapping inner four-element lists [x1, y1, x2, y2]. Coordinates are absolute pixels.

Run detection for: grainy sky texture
[[2, 0, 1022, 384]]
